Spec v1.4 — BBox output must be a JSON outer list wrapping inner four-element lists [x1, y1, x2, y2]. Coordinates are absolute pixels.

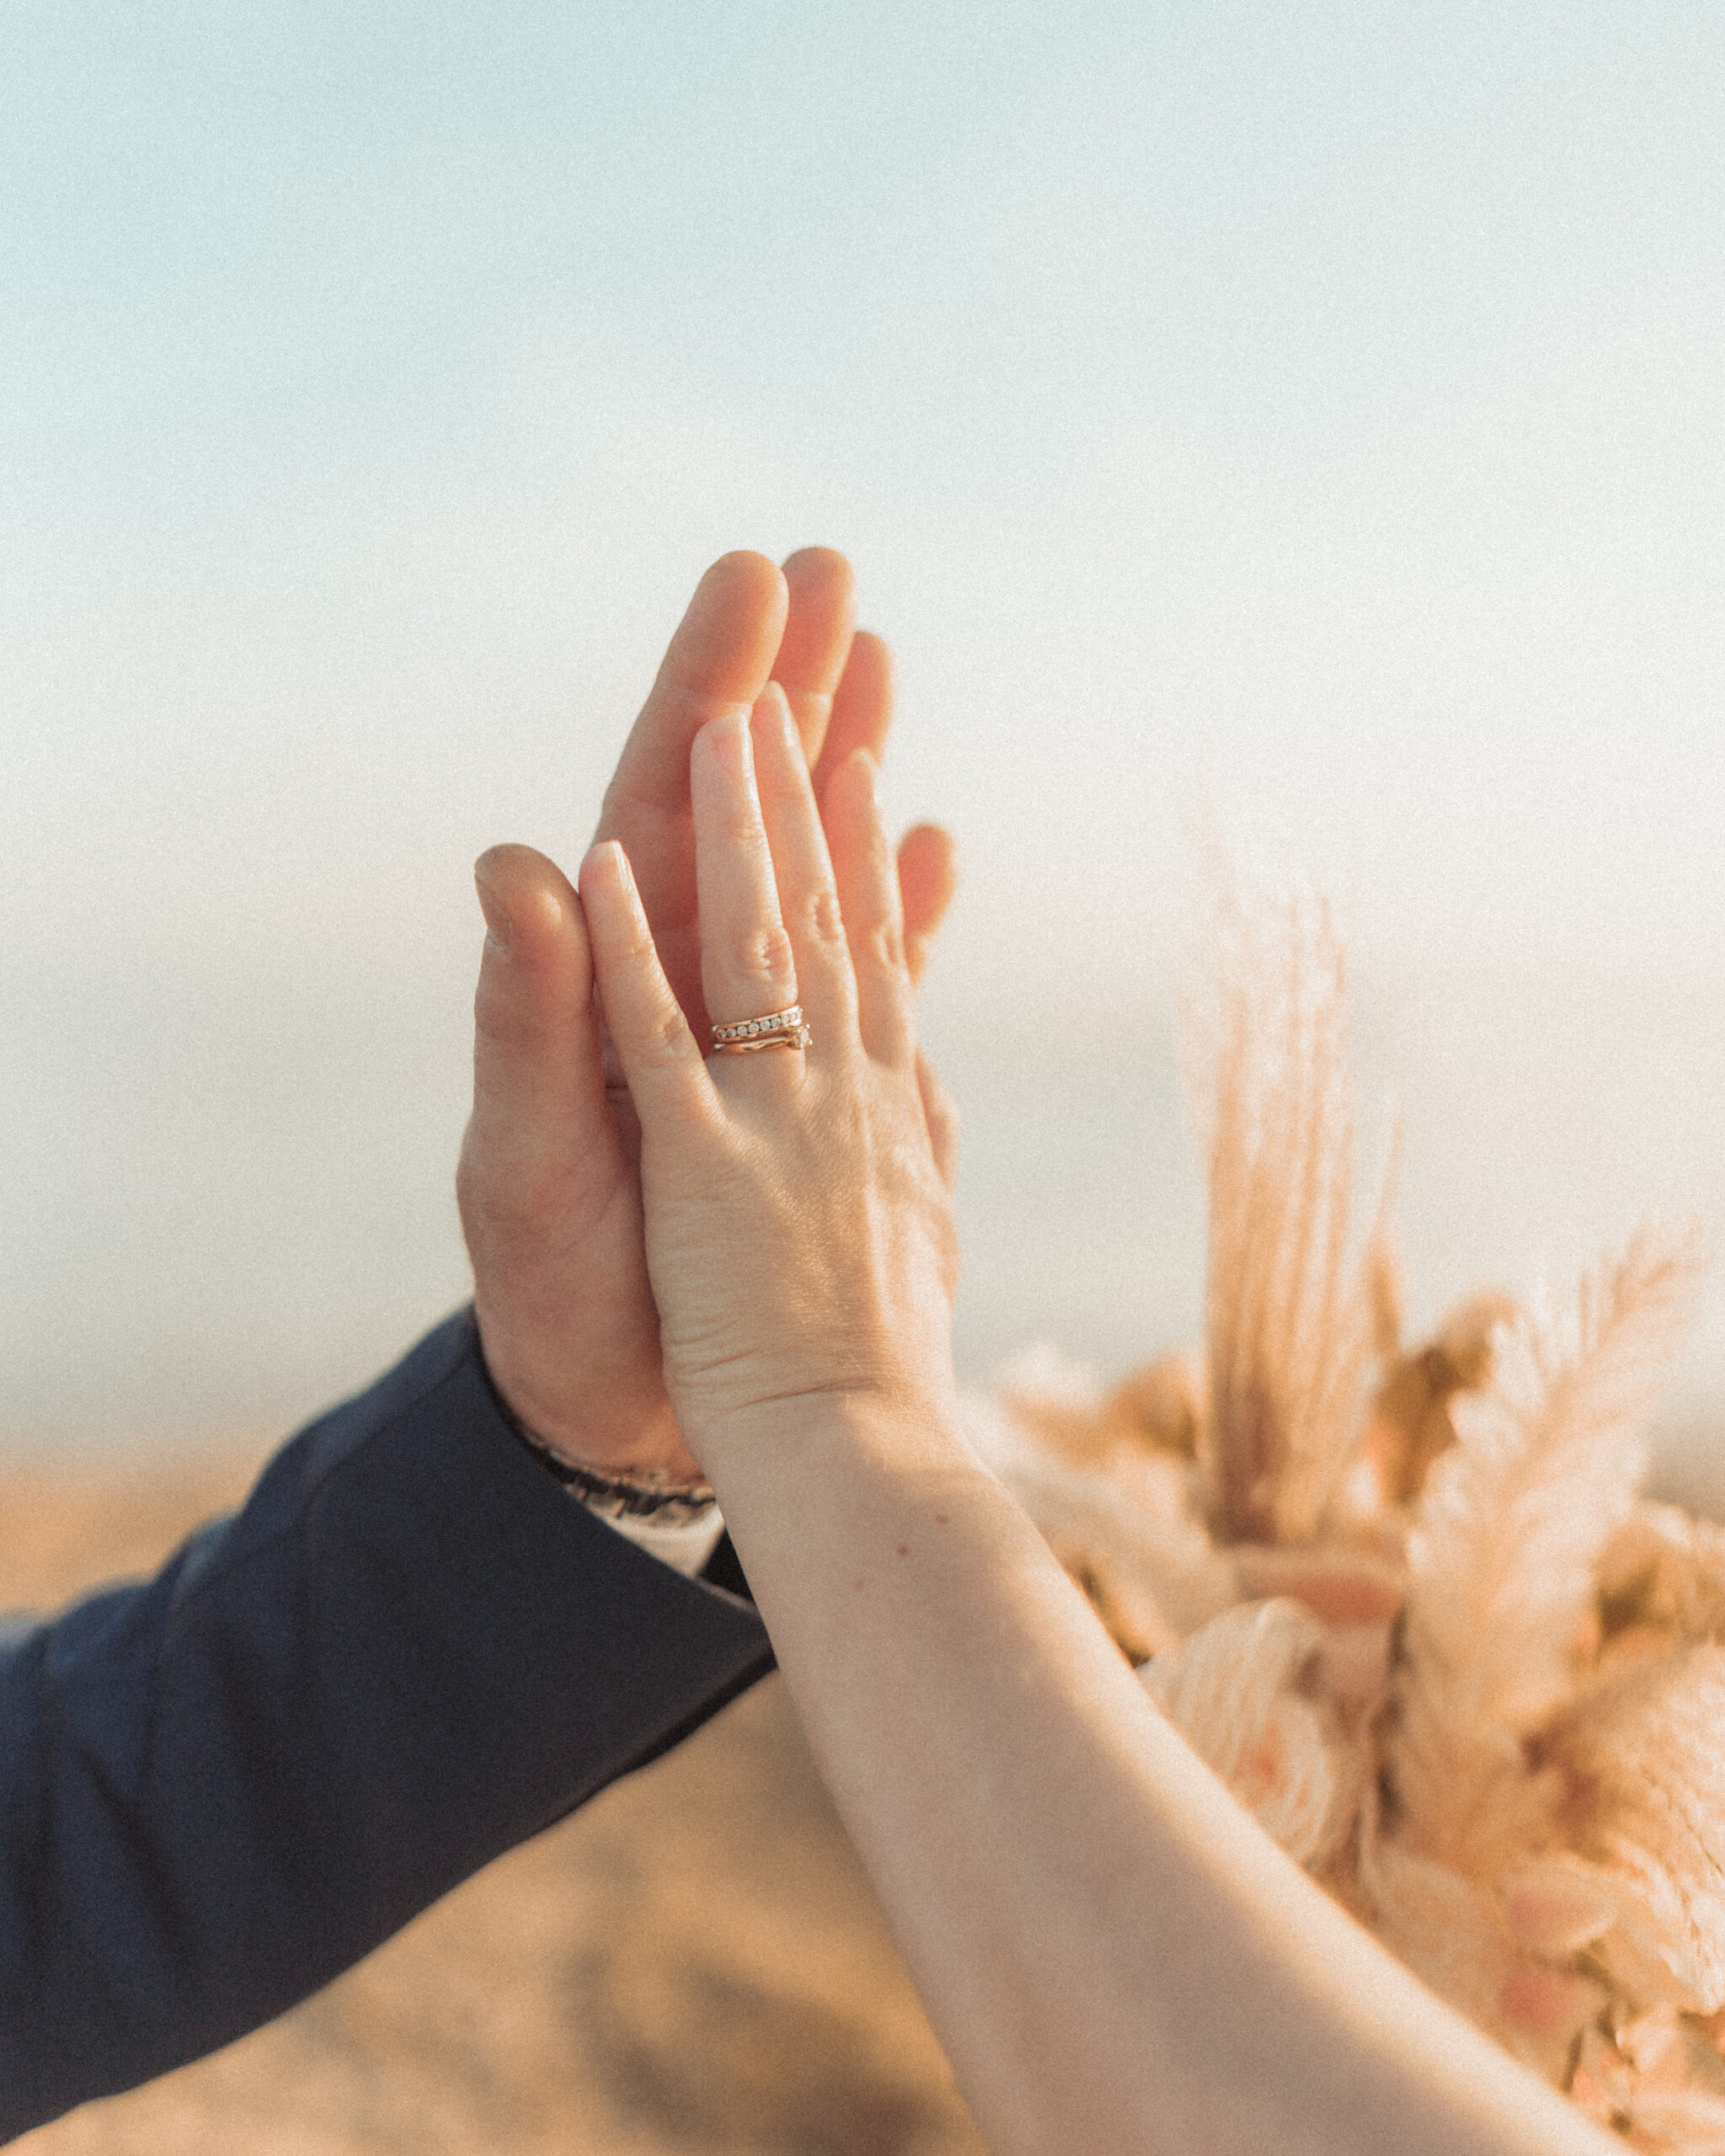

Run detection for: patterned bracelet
[[473, 1327, 718, 1525], [529, 1444, 718, 1527], [505, 1413, 717, 1526]]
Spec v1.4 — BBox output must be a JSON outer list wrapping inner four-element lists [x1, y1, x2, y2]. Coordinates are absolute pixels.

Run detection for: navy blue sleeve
[[0, 1309, 772, 2139]]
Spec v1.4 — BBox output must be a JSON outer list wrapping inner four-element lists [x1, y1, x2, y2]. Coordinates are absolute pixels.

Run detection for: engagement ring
[[710, 1004, 812, 1054]]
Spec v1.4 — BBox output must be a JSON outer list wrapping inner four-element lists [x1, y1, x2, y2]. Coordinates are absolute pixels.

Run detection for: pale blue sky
[[4, 3, 1724, 1444]]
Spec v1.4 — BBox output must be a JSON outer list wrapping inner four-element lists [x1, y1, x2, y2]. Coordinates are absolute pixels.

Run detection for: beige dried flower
[[1139, 1598, 1368, 1869], [1573, 2015, 1725, 2154], [1597, 1504, 1725, 1662], [1355, 1783, 1517, 2028], [1542, 1644, 1725, 2016], [1106, 1352, 1203, 1460], [960, 1392, 1237, 1644], [1368, 1289, 1524, 1506], [1389, 1225, 1706, 1875]]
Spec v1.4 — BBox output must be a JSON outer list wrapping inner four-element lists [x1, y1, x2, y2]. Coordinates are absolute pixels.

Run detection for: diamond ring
[[710, 1004, 812, 1054]]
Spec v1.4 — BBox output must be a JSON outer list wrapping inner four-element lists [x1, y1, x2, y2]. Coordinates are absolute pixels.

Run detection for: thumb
[[459, 844, 610, 1226]]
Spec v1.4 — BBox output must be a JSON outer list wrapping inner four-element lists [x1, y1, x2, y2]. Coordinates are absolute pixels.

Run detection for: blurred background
[[4, 8, 1724, 2148], [4, 1, 1723, 1496]]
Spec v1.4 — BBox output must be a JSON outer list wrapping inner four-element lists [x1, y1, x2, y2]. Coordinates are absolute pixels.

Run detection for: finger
[[578, 841, 713, 1124], [599, 552, 788, 833], [772, 547, 856, 766], [691, 711, 802, 1038], [824, 748, 914, 1067], [749, 683, 857, 1045], [461, 845, 606, 1214], [595, 552, 788, 1029], [812, 628, 893, 800], [816, 638, 900, 963], [916, 1050, 961, 1192], [897, 822, 958, 988]]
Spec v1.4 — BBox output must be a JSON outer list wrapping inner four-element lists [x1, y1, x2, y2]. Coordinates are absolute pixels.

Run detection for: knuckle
[[638, 1005, 702, 1072], [800, 885, 847, 952], [617, 918, 660, 971], [863, 921, 907, 975], [732, 921, 796, 988]]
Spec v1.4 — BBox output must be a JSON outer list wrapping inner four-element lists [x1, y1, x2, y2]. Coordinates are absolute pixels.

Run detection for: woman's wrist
[[688, 1382, 964, 1487], [688, 1386, 975, 1561]]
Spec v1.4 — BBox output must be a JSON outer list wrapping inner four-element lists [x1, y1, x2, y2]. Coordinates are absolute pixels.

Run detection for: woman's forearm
[[709, 1397, 1616, 2156]]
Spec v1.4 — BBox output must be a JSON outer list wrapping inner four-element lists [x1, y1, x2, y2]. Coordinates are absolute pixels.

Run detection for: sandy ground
[[0, 1452, 984, 2156]]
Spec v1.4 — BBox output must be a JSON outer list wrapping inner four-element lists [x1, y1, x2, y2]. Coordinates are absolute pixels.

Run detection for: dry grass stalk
[[1195, 873, 1385, 1545]]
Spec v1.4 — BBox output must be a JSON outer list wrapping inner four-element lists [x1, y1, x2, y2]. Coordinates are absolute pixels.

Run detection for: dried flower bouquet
[[966, 882, 1724, 2154]]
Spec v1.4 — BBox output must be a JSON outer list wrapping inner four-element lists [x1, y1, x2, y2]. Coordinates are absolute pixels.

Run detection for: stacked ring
[[710, 1004, 813, 1054]]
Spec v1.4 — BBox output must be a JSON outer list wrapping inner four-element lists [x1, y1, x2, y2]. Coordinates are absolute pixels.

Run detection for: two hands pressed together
[[455, 547, 955, 1485], [455, 551, 1615, 2156]]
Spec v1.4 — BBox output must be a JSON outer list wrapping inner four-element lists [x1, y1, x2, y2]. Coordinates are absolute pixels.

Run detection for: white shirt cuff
[[579, 1497, 728, 1579]]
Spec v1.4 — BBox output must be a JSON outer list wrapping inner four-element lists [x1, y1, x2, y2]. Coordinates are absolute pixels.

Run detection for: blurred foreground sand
[[1, 1452, 984, 2156]]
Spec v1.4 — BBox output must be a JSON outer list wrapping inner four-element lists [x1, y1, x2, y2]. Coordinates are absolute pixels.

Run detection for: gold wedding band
[[710, 1004, 812, 1054]]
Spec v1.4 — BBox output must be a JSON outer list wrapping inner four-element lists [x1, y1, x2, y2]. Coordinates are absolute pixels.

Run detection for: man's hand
[[455, 549, 958, 1480]]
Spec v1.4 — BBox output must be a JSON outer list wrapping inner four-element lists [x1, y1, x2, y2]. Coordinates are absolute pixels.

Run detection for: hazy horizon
[[5, 5, 1723, 1480]]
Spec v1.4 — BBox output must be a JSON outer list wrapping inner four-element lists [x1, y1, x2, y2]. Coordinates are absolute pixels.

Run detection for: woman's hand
[[576, 683, 959, 1470]]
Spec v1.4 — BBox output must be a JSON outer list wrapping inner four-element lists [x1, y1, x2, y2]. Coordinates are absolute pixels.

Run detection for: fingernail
[[852, 748, 880, 804], [473, 870, 515, 953], [707, 706, 750, 759], [756, 681, 795, 739], [592, 839, 633, 894]]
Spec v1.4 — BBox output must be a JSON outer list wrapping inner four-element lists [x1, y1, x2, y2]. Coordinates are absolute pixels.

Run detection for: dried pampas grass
[[968, 871, 1722, 2153], [1195, 875, 1388, 1545]]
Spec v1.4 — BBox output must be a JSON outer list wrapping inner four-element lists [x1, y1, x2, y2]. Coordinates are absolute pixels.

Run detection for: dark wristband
[[474, 1336, 718, 1525]]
